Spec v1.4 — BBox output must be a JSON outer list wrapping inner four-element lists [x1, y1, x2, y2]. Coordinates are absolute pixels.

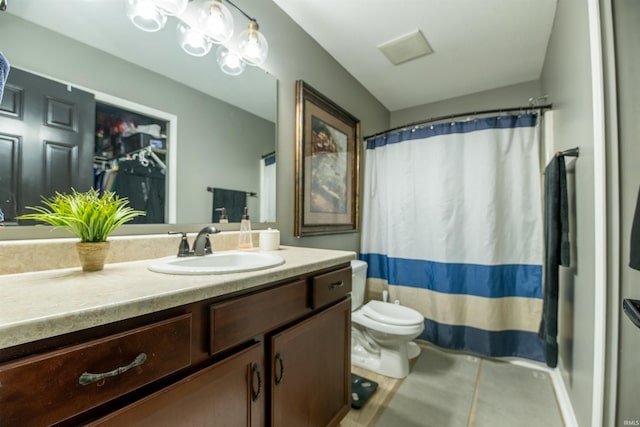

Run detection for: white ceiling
[[273, 0, 558, 112], [6, 0, 557, 116]]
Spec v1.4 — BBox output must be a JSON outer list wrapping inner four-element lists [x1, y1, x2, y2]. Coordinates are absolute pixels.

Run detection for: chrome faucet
[[169, 226, 220, 257], [192, 226, 220, 256]]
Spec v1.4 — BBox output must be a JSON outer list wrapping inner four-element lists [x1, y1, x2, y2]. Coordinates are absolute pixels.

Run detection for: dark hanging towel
[[539, 155, 571, 368], [630, 185, 640, 270], [212, 188, 247, 222], [264, 152, 276, 166], [115, 159, 165, 223]]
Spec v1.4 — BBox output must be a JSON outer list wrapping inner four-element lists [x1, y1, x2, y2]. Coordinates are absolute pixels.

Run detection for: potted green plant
[[17, 188, 145, 271]]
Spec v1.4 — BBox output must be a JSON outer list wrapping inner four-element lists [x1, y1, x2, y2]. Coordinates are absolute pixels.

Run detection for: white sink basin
[[148, 251, 285, 275]]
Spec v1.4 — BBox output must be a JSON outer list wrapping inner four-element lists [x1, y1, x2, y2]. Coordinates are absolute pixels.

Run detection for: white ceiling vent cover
[[377, 30, 434, 66]]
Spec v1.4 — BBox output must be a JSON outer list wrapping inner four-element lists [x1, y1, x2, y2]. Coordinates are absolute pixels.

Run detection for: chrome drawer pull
[[78, 352, 147, 386], [329, 281, 344, 289]]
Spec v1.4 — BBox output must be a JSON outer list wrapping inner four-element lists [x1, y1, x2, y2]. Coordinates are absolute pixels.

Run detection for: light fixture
[[153, 0, 188, 16], [126, 0, 167, 32], [195, 0, 234, 45], [237, 20, 268, 66], [216, 45, 246, 76], [125, 0, 268, 76], [126, 0, 188, 32], [177, 21, 213, 57]]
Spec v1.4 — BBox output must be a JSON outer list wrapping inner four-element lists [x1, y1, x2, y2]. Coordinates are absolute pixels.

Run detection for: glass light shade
[[196, 0, 234, 44], [153, 0, 188, 16], [126, 0, 167, 32], [177, 21, 213, 56], [216, 46, 246, 76], [238, 21, 268, 66]]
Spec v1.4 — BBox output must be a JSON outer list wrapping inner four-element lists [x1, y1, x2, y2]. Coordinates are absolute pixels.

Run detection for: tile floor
[[341, 342, 564, 427]]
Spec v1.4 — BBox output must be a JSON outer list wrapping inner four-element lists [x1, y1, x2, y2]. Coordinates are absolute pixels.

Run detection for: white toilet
[[350, 260, 424, 378]]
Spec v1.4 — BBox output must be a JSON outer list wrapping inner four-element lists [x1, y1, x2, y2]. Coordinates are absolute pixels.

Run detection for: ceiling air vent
[[377, 29, 433, 66]]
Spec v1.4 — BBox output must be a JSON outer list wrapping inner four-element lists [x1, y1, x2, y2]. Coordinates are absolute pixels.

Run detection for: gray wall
[[1, 14, 275, 226], [253, 1, 390, 252], [611, 1, 640, 424], [542, 0, 598, 426], [390, 80, 542, 127]]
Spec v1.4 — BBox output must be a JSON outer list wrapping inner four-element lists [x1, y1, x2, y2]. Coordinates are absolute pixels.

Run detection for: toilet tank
[[350, 260, 368, 311]]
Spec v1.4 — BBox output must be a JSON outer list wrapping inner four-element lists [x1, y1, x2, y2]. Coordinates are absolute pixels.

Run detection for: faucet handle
[[169, 231, 191, 257]]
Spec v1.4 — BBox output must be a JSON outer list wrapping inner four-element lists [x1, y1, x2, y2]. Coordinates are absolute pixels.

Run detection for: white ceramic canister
[[259, 228, 280, 251]]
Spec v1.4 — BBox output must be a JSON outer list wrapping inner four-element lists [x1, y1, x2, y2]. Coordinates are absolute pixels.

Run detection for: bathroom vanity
[[0, 246, 354, 426]]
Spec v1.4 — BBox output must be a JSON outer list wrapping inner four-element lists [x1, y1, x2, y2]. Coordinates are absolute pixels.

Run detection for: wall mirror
[[0, 0, 277, 240]]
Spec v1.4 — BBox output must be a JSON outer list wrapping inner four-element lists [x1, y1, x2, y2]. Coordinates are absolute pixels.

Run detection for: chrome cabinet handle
[[329, 281, 344, 289], [251, 363, 262, 401], [78, 353, 147, 386], [274, 353, 284, 385]]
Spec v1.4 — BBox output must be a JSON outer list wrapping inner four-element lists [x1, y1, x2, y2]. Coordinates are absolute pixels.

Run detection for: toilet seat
[[360, 300, 424, 326], [352, 301, 424, 336]]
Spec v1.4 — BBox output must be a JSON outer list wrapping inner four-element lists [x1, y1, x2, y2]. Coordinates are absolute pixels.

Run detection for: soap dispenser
[[238, 207, 253, 249], [216, 207, 229, 224]]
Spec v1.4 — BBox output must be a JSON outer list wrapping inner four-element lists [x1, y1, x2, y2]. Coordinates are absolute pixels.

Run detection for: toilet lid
[[361, 300, 424, 326]]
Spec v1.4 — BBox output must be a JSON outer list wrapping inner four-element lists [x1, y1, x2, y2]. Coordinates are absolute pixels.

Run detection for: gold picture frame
[[294, 80, 360, 237]]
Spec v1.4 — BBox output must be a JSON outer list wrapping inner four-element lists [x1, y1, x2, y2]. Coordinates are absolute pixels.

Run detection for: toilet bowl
[[350, 260, 424, 378]]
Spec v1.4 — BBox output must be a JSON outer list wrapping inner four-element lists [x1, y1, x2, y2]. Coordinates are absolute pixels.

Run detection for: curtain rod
[[364, 104, 553, 141]]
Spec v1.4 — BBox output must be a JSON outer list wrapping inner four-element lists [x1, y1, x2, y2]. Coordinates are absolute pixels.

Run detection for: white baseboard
[[549, 367, 579, 427]]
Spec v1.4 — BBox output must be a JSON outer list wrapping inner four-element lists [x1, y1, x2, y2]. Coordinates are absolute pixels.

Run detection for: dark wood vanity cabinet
[[88, 342, 266, 427], [271, 298, 351, 427], [0, 314, 193, 426], [0, 263, 352, 427]]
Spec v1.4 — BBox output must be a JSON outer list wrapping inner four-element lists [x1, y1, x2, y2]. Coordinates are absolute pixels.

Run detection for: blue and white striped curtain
[[361, 114, 545, 361]]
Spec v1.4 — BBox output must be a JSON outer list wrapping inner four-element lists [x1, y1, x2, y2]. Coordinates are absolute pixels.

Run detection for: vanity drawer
[[311, 266, 352, 309], [0, 313, 192, 427], [210, 279, 308, 354]]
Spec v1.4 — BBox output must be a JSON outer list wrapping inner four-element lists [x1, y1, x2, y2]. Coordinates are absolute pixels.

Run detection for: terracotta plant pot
[[76, 241, 111, 272]]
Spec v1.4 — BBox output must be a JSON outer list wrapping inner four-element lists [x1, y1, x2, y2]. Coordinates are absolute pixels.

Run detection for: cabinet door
[[271, 298, 351, 427], [89, 342, 265, 427]]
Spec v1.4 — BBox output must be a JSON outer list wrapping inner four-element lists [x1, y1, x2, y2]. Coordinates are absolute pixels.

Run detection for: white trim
[[587, 0, 608, 426], [93, 92, 178, 224], [550, 365, 580, 427], [599, 0, 621, 424]]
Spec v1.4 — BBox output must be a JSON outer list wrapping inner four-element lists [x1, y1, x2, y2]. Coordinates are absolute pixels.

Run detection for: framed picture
[[294, 80, 360, 237]]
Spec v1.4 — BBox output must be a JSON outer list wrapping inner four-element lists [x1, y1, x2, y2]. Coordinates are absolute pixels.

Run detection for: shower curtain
[[360, 114, 545, 361]]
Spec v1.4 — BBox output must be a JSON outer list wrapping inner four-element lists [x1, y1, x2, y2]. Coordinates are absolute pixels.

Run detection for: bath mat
[[351, 373, 378, 409]]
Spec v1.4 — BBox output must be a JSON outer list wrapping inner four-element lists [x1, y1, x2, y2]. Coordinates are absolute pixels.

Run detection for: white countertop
[[0, 246, 356, 349]]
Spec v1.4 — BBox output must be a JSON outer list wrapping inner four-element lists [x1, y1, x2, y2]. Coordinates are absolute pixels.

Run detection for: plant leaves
[[15, 188, 145, 242]]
